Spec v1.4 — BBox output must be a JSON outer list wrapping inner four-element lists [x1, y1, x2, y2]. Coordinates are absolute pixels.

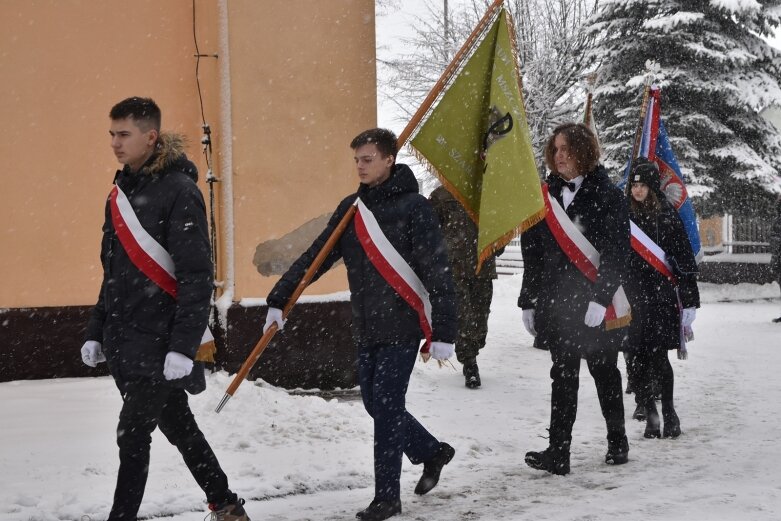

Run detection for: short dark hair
[[350, 128, 397, 158], [109, 97, 161, 132], [544, 123, 600, 175]]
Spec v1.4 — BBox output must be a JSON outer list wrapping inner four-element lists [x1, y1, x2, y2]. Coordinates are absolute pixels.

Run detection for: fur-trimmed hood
[[136, 132, 197, 181]]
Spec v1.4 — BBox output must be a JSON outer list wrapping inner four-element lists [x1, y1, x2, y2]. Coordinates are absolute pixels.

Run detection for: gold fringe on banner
[[605, 313, 632, 331], [410, 148, 480, 225], [476, 206, 545, 274]]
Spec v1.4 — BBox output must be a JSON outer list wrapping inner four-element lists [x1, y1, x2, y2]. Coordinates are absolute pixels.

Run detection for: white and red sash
[[629, 220, 676, 283], [629, 220, 689, 352], [109, 184, 215, 358], [352, 198, 433, 353], [542, 185, 631, 330], [110, 184, 178, 297]]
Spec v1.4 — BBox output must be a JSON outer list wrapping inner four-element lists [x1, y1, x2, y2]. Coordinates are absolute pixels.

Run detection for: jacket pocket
[[127, 281, 175, 336]]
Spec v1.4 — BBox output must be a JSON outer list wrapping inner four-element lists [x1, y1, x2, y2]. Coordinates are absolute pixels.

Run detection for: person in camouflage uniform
[[429, 185, 500, 388]]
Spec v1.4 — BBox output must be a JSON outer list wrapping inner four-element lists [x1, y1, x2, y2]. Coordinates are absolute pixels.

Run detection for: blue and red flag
[[624, 87, 702, 261]]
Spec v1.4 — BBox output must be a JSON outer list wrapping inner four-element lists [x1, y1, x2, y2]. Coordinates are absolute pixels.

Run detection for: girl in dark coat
[[624, 159, 700, 439]]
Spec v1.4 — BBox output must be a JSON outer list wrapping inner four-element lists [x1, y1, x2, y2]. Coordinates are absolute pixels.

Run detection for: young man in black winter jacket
[[263, 128, 458, 521], [80, 97, 249, 521]]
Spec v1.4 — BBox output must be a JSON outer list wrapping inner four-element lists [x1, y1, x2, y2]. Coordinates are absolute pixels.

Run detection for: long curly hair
[[543, 123, 600, 176]]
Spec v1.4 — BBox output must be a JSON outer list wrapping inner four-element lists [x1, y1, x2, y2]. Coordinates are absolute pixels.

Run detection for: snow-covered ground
[[2, 277, 780, 521]]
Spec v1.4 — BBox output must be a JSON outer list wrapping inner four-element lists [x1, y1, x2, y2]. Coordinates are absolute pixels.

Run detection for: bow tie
[[564, 181, 577, 192]]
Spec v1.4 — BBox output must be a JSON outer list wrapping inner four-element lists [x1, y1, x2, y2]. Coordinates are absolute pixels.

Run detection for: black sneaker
[[772, 316, 781, 323], [414, 442, 455, 495], [463, 360, 481, 389], [355, 499, 401, 521], [208, 498, 250, 521], [524, 447, 570, 475], [605, 436, 629, 465]]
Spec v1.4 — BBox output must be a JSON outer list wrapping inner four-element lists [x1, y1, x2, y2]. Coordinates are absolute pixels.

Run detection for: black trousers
[[357, 342, 439, 502], [108, 379, 235, 521], [548, 347, 626, 450], [633, 346, 674, 406]]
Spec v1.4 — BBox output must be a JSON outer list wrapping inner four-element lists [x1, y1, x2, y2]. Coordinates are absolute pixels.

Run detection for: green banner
[[411, 9, 544, 272]]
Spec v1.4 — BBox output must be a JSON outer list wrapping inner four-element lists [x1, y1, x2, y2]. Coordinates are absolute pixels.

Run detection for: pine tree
[[585, 0, 781, 217]]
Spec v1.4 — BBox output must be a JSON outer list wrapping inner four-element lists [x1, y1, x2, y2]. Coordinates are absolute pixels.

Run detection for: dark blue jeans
[[357, 342, 439, 501], [108, 379, 236, 520]]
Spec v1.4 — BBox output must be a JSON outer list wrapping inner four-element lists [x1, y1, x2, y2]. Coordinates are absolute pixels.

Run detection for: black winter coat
[[267, 164, 457, 348], [518, 167, 630, 353], [624, 198, 700, 351], [85, 133, 213, 391]]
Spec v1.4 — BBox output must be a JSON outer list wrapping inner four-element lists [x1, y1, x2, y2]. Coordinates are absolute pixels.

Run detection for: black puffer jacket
[[518, 166, 630, 353], [85, 133, 212, 389], [267, 164, 457, 348]]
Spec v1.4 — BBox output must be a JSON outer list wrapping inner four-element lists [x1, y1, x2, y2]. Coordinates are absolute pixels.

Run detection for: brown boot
[[208, 498, 250, 521]]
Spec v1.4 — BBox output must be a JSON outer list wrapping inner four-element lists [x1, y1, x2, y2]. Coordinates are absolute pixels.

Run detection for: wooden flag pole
[[215, 203, 358, 413], [397, 0, 505, 148], [629, 83, 652, 162], [583, 72, 598, 127], [628, 60, 660, 168]]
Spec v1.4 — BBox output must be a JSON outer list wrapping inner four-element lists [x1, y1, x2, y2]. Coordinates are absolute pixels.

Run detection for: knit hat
[[630, 158, 661, 192]]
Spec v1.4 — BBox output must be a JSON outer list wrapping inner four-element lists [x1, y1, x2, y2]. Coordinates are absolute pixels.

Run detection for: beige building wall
[[0, 0, 375, 309], [227, 0, 375, 300]]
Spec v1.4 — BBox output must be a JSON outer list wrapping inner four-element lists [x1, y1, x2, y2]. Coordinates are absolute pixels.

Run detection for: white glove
[[81, 340, 106, 367], [584, 301, 607, 328], [522, 309, 537, 337], [163, 351, 193, 380], [430, 341, 455, 361], [263, 307, 285, 334], [681, 307, 697, 328]]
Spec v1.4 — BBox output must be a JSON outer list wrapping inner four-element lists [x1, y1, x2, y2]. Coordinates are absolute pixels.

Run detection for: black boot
[[414, 442, 455, 495], [632, 402, 646, 421], [355, 499, 401, 521], [463, 359, 481, 389], [525, 445, 570, 475], [605, 436, 629, 465], [644, 402, 661, 439], [662, 401, 681, 438]]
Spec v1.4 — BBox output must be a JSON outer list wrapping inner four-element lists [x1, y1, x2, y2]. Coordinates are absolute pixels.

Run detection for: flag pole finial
[[643, 59, 660, 83], [582, 71, 599, 92]]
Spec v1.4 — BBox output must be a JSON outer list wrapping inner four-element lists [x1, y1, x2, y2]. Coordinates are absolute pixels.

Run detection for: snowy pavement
[[1, 277, 780, 521]]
